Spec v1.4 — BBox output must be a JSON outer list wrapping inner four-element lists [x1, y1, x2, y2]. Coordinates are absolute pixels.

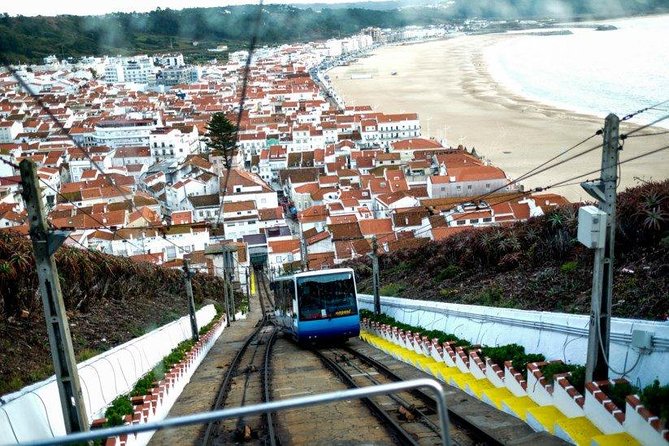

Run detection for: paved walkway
[[149, 293, 264, 445]]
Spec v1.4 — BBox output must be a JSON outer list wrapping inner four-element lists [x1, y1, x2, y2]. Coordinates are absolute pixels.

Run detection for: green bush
[[608, 382, 640, 411], [640, 380, 669, 430], [560, 260, 579, 273], [131, 371, 157, 397], [481, 345, 547, 380], [481, 344, 525, 368], [104, 394, 133, 427], [435, 264, 461, 282], [100, 320, 219, 428], [438, 288, 458, 299], [380, 283, 405, 296], [477, 287, 504, 306], [540, 363, 586, 394], [162, 339, 195, 371], [199, 306, 224, 335], [512, 353, 547, 379], [360, 310, 470, 346]]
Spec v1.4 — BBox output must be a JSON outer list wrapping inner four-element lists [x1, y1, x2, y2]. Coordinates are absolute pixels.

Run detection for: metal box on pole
[[577, 205, 607, 249]]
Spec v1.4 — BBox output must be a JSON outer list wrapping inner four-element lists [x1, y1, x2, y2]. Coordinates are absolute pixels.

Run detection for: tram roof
[[274, 267, 354, 280]]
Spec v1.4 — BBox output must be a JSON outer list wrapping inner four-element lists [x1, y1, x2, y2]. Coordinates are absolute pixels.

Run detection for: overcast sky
[[1, 0, 366, 17]]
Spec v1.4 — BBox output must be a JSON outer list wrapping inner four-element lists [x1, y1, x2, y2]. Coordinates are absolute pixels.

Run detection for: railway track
[[341, 345, 497, 445], [312, 346, 477, 446], [197, 270, 559, 446], [201, 268, 278, 446]]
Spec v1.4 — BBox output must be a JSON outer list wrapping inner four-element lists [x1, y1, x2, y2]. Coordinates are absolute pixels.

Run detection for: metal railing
[[25, 378, 451, 446]]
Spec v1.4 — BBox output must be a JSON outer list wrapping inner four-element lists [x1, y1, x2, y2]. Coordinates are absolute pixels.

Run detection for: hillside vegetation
[[348, 181, 669, 320], [1, 1, 668, 62], [0, 231, 236, 395]]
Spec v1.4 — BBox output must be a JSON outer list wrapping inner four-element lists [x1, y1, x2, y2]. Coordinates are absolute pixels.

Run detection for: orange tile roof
[[359, 218, 393, 236], [268, 239, 300, 254], [431, 226, 471, 241], [391, 138, 443, 151]]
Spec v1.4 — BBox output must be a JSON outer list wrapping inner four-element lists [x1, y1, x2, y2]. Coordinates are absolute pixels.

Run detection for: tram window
[[297, 272, 356, 321], [274, 279, 295, 315], [278, 280, 288, 311]]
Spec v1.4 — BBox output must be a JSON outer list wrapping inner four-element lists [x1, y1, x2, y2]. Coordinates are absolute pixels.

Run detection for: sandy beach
[[329, 34, 669, 202]]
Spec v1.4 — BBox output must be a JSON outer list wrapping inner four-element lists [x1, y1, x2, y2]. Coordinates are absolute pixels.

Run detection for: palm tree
[[202, 113, 237, 167]]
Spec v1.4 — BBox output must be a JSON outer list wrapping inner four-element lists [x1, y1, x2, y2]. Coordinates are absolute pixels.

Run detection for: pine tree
[[202, 113, 237, 167]]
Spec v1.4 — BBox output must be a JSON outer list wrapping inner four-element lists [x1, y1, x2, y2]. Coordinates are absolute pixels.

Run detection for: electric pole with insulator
[[371, 236, 381, 315], [299, 221, 308, 272], [20, 159, 89, 434], [581, 113, 620, 382], [182, 259, 199, 342]]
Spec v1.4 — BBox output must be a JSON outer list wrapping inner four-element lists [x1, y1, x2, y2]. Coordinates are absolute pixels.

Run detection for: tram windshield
[[297, 272, 357, 321]]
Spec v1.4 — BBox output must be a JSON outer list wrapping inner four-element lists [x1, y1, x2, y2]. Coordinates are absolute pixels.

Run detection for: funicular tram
[[271, 268, 360, 343]]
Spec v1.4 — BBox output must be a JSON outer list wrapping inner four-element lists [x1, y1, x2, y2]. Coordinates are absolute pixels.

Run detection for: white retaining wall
[[0, 305, 217, 445], [359, 294, 669, 387]]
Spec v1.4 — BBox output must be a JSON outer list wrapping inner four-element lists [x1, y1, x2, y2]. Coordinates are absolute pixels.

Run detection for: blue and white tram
[[271, 268, 360, 343]]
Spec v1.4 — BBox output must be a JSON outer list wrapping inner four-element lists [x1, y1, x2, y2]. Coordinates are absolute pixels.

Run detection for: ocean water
[[484, 14, 669, 129]]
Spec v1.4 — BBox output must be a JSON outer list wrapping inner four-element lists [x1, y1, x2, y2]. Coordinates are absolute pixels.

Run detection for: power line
[[1, 162, 147, 251], [620, 98, 669, 122], [411, 143, 669, 239], [495, 131, 602, 197], [412, 192, 533, 238], [623, 129, 669, 139], [621, 113, 669, 139], [215, 0, 265, 229], [65, 234, 93, 251], [452, 132, 602, 213], [545, 143, 669, 190], [1, 59, 190, 256], [35, 178, 146, 252], [404, 108, 668, 240], [406, 129, 605, 239], [504, 139, 604, 191], [0, 157, 20, 169], [1, 62, 134, 207]]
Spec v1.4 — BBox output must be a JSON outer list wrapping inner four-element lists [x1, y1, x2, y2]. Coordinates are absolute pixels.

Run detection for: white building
[[150, 126, 200, 162], [377, 113, 421, 148], [0, 121, 23, 143], [221, 169, 278, 210], [154, 53, 185, 68], [93, 118, 158, 148], [222, 200, 260, 241], [91, 225, 209, 260], [104, 55, 157, 85]]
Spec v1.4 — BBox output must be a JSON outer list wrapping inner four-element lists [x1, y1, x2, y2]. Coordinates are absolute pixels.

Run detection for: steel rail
[[333, 349, 443, 435], [25, 379, 451, 446], [201, 271, 270, 445], [257, 266, 279, 445], [263, 329, 279, 446], [344, 345, 502, 446], [312, 348, 425, 446]]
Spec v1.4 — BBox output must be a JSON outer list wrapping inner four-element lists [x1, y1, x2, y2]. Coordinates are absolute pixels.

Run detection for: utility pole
[[245, 266, 251, 311], [182, 259, 199, 342], [222, 267, 231, 327], [299, 221, 308, 272], [583, 113, 620, 382], [369, 236, 381, 315], [19, 159, 89, 434], [225, 251, 236, 322], [228, 271, 236, 321]]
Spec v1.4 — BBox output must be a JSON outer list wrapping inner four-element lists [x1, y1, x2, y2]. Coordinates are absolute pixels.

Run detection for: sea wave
[[483, 15, 669, 129]]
